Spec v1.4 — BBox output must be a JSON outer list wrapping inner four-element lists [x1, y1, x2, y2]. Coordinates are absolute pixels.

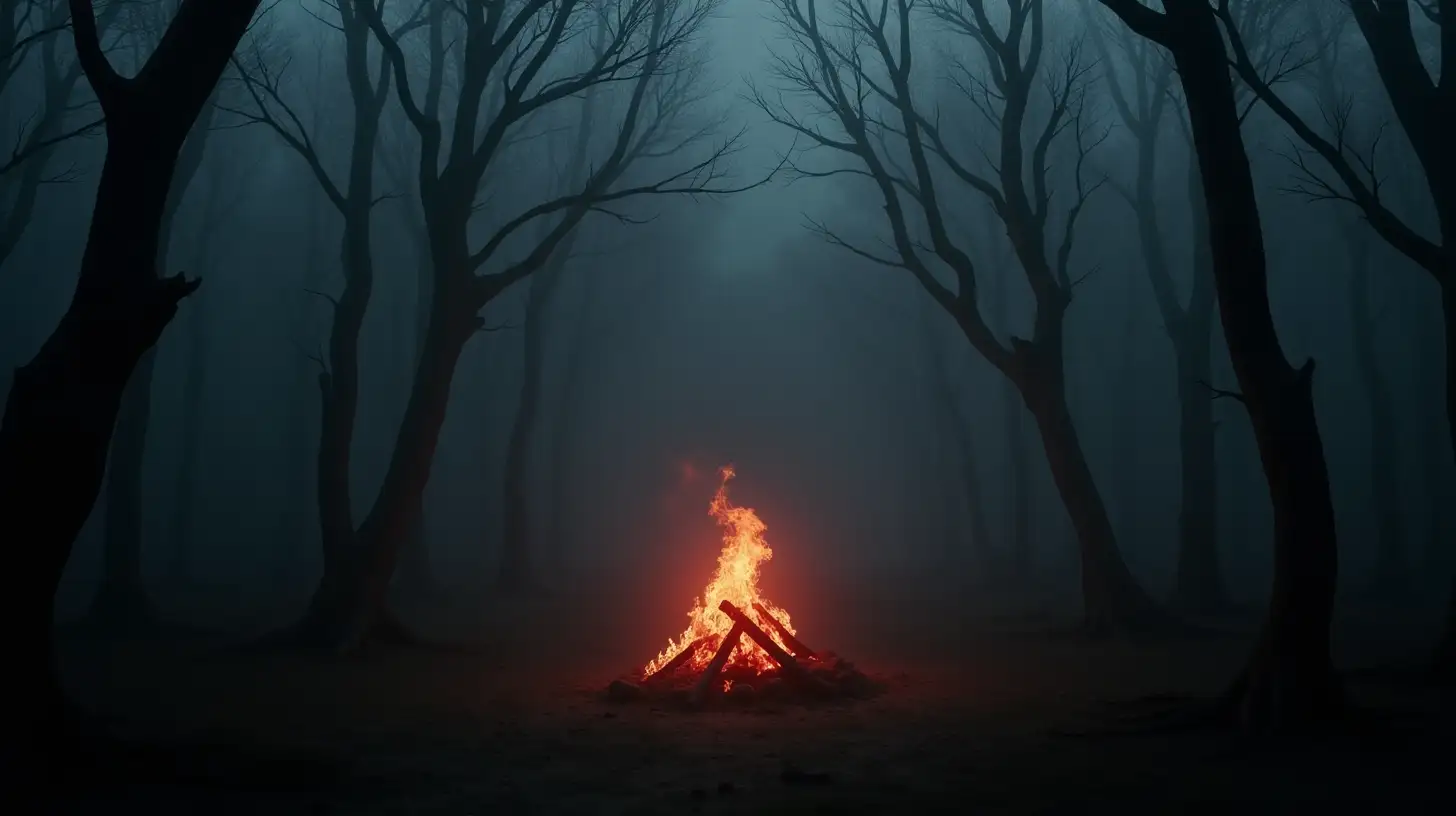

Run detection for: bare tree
[[0, 0, 260, 774], [1219, 0, 1453, 673], [1085, 0, 1307, 614], [496, 5, 722, 592], [756, 0, 1168, 633], [165, 136, 255, 585], [262, 0, 759, 650], [0, 0, 115, 272], [1290, 3, 1406, 598], [1095, 0, 1341, 732], [86, 97, 221, 632], [224, 0, 429, 646]]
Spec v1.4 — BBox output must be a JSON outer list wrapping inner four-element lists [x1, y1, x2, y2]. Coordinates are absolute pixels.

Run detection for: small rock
[[606, 679, 643, 702]]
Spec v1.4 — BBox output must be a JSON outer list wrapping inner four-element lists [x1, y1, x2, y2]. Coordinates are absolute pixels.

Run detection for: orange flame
[[642, 466, 797, 676]]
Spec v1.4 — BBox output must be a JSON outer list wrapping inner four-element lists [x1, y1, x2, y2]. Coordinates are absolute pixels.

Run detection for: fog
[[3, 0, 1453, 810]]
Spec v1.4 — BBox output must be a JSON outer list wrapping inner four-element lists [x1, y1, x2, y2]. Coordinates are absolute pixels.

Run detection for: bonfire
[[606, 466, 879, 706]]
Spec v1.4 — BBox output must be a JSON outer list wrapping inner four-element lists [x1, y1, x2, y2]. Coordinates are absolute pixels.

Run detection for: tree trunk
[[1012, 344, 1165, 634], [88, 351, 159, 628], [1167, 2, 1341, 730], [1169, 153, 1224, 615], [1112, 272, 1140, 538], [392, 215, 438, 601], [952, 408, 994, 576], [988, 246, 1032, 580], [0, 127, 202, 768], [1345, 225, 1406, 597], [1170, 325, 1224, 613], [288, 206, 376, 647], [336, 286, 478, 649], [497, 286, 545, 592], [498, 238, 575, 592], [85, 100, 217, 631], [544, 270, 598, 571]]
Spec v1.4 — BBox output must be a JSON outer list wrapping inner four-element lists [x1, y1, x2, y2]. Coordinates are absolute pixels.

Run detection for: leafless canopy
[[753, 0, 1107, 376], [352, 0, 763, 314]]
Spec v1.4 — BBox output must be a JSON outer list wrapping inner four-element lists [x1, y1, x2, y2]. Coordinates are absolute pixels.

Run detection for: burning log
[[752, 602, 816, 659], [690, 623, 744, 706], [718, 601, 831, 696], [643, 636, 707, 685]]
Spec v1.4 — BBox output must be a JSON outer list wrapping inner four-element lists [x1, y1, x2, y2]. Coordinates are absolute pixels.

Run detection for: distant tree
[[0, 0, 114, 272], [806, 258, 995, 577], [271, 0, 757, 650], [1094, 0, 1342, 732], [225, 0, 429, 645], [165, 138, 256, 585], [543, 232, 669, 572], [757, 0, 1170, 634], [0, 0, 260, 772], [497, 5, 722, 592]]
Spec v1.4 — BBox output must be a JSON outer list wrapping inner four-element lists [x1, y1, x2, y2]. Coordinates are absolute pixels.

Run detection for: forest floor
[[48, 584, 1456, 815]]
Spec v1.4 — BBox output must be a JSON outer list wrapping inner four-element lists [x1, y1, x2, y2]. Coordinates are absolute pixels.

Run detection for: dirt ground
[[48, 591, 1456, 815]]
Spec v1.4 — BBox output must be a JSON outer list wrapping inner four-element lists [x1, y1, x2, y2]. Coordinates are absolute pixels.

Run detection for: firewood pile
[[604, 600, 883, 707]]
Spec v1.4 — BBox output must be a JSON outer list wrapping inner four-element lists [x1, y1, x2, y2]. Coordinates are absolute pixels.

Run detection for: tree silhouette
[[0, 0, 261, 774], [1095, 0, 1341, 732], [757, 0, 1169, 634]]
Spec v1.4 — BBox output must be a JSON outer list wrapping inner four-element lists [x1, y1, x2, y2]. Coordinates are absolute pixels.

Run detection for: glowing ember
[[642, 466, 798, 677]]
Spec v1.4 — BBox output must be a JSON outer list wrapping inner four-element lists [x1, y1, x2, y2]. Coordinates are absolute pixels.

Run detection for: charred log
[[690, 624, 744, 706], [752, 602, 815, 659], [644, 636, 707, 684]]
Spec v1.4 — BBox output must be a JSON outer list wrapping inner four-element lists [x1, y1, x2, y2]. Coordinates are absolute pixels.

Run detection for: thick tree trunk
[[88, 350, 159, 629], [0, 0, 260, 779], [85, 100, 217, 631], [1168, 3, 1340, 730], [0, 128, 200, 767], [1345, 225, 1406, 597]]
